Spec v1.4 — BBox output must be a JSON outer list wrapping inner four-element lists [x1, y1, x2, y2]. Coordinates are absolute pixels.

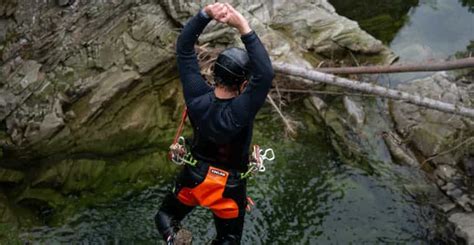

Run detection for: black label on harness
[[210, 169, 227, 177]]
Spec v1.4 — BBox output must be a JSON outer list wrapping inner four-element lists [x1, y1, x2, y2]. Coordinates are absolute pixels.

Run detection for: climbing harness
[[168, 108, 275, 179], [168, 107, 276, 214]]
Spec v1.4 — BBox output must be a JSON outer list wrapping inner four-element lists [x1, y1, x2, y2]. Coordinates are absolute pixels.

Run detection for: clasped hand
[[203, 3, 252, 35]]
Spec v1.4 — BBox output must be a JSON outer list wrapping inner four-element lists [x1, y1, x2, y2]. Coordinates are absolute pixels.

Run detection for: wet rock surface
[[390, 72, 474, 244], [449, 213, 474, 245], [303, 69, 473, 243]]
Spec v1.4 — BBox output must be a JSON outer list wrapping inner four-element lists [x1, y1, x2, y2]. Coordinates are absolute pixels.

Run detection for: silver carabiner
[[178, 136, 186, 146], [259, 148, 275, 162]]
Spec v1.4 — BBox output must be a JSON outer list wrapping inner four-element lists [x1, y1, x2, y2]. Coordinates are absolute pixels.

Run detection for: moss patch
[[16, 148, 177, 225], [0, 223, 22, 245]]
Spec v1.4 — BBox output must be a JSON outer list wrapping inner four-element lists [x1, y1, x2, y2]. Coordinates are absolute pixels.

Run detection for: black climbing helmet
[[213, 47, 250, 87]]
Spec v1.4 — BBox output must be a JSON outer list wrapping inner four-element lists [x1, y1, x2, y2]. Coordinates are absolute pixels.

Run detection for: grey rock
[[382, 131, 419, 167], [391, 73, 473, 167], [161, 0, 396, 64], [449, 212, 474, 244], [64, 110, 76, 121], [81, 68, 140, 123], [0, 90, 18, 121], [268, 0, 397, 64], [343, 96, 365, 126], [309, 96, 327, 113], [447, 188, 464, 199], [130, 4, 177, 44], [129, 42, 171, 74], [463, 156, 474, 177], [436, 178, 446, 187], [442, 182, 457, 191], [436, 202, 457, 213], [57, 0, 71, 7], [435, 165, 458, 181], [8, 60, 42, 94], [93, 41, 125, 70], [455, 195, 473, 212], [122, 32, 138, 52], [26, 102, 65, 145]]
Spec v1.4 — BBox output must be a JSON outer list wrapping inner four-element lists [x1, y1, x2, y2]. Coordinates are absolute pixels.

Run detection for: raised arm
[[177, 3, 234, 103], [223, 4, 274, 126], [176, 10, 212, 103], [231, 31, 274, 123]]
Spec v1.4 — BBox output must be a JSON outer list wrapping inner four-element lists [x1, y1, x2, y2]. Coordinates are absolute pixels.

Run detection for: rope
[[173, 107, 188, 144]]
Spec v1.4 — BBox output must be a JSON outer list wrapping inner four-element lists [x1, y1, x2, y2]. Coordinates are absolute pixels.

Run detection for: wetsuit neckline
[[212, 92, 235, 102]]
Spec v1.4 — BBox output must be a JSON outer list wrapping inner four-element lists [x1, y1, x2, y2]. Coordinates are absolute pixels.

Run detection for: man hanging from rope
[[154, 2, 274, 244]]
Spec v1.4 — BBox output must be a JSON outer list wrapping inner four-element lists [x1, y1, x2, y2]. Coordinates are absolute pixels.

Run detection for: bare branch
[[273, 62, 474, 118], [267, 95, 298, 138], [316, 57, 474, 74]]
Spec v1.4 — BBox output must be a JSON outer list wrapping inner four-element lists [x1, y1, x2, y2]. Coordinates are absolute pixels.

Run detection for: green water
[[16, 0, 474, 243], [19, 106, 445, 244]]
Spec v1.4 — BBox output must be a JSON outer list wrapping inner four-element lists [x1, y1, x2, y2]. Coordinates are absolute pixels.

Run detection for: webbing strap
[[173, 107, 188, 144]]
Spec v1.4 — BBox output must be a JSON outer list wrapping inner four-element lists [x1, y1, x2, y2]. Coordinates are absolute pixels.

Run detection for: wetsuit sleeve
[[176, 11, 213, 104], [228, 31, 274, 127]]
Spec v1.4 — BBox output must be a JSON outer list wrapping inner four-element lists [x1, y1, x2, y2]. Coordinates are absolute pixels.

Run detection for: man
[[155, 3, 273, 244]]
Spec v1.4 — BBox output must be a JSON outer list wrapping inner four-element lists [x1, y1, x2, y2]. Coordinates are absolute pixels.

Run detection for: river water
[[20, 0, 473, 244], [21, 116, 443, 244]]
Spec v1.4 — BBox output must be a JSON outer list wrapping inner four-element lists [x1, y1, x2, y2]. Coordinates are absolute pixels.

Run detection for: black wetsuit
[[155, 10, 273, 244]]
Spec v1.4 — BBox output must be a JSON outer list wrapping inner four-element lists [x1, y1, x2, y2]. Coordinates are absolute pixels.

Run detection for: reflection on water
[[460, 0, 474, 12], [20, 118, 441, 244], [389, 0, 474, 82], [331, 0, 474, 84], [391, 0, 474, 63], [328, 0, 419, 44]]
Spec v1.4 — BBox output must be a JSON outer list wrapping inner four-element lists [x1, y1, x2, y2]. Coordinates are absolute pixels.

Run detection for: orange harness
[[177, 166, 239, 219]]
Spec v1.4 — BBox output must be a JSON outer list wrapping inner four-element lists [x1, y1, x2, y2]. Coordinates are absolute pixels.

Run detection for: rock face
[[0, 0, 396, 223], [390, 72, 474, 244], [269, 0, 397, 64], [391, 73, 473, 167], [390, 72, 473, 201], [449, 213, 474, 245], [302, 68, 473, 243]]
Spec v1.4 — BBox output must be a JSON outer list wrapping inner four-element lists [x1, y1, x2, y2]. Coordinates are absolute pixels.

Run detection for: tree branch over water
[[315, 57, 474, 74], [273, 62, 474, 118]]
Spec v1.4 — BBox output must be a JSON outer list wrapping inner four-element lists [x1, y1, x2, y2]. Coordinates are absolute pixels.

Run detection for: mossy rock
[[0, 223, 22, 245], [0, 168, 24, 184], [20, 149, 175, 225], [15, 188, 65, 209], [63, 159, 107, 192]]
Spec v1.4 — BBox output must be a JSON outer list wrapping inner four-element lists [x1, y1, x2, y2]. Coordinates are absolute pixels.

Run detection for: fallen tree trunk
[[316, 57, 474, 74], [273, 62, 474, 118]]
